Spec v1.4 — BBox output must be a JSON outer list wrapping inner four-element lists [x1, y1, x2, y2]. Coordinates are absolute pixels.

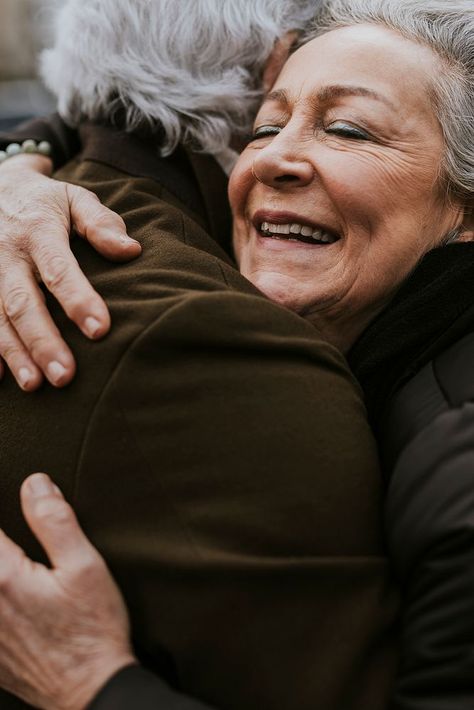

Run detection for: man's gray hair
[[40, 0, 316, 158], [306, 0, 474, 201]]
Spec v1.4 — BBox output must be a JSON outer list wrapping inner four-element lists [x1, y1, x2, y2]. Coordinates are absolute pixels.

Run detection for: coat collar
[[78, 122, 232, 255], [349, 243, 474, 429]]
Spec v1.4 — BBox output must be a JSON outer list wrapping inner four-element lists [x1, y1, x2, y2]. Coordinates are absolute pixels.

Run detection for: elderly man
[[0, 1, 398, 709]]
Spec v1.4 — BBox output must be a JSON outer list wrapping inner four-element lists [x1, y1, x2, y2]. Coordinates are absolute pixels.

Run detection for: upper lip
[[251, 209, 340, 238]]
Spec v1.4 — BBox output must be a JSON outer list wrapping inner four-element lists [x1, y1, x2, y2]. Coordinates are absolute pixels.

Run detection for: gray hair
[[304, 0, 474, 201], [40, 0, 316, 158]]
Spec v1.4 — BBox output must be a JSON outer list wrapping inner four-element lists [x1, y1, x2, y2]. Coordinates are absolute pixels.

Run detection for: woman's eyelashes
[[250, 120, 372, 143], [251, 124, 282, 140], [325, 121, 371, 140]]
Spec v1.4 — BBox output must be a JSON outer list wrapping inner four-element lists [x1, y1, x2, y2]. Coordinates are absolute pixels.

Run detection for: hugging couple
[[0, 0, 473, 709]]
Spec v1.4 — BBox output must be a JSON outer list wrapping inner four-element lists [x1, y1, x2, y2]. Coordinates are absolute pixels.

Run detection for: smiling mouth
[[259, 221, 339, 245]]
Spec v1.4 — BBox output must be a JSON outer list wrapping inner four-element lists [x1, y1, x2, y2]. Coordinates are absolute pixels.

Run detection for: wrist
[[0, 152, 53, 177], [56, 651, 138, 710]]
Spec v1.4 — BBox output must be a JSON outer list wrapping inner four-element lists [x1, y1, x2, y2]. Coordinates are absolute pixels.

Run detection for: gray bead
[[6, 143, 21, 156], [22, 139, 38, 153], [38, 141, 52, 156]]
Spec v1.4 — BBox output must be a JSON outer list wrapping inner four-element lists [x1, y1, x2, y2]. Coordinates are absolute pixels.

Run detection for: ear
[[457, 204, 474, 242], [263, 31, 299, 93]]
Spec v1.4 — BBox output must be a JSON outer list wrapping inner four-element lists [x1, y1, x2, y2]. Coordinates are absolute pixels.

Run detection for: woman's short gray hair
[[305, 0, 474, 201], [40, 0, 316, 158]]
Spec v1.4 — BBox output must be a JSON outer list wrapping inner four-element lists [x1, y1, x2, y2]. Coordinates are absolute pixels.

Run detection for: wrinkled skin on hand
[[0, 474, 136, 710], [0, 154, 141, 391]]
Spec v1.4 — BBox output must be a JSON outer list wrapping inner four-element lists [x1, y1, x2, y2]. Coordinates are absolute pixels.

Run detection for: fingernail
[[84, 316, 102, 338], [18, 367, 32, 389], [28, 473, 55, 498], [47, 360, 68, 385], [120, 235, 139, 245]]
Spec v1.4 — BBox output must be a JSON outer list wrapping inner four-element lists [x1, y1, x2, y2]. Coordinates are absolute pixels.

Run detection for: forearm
[[0, 113, 80, 171]]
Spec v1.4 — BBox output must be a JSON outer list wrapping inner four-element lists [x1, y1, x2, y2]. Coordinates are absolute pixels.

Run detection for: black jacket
[[385, 331, 474, 710], [351, 244, 474, 710]]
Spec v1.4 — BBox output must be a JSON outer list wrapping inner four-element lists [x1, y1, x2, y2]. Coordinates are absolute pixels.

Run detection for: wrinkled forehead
[[273, 23, 440, 123]]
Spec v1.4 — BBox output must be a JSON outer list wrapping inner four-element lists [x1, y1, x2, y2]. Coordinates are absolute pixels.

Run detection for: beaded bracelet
[[0, 139, 52, 164]]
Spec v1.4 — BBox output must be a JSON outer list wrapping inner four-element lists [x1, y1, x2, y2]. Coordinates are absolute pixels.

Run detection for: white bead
[[6, 143, 21, 156], [38, 141, 52, 156], [0, 151, 7, 163], [22, 139, 38, 153]]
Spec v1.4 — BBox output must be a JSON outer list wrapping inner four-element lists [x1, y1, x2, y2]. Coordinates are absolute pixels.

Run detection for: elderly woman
[[0, 0, 473, 709]]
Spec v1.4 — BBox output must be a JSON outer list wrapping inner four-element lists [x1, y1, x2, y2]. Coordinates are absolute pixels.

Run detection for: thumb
[[20, 473, 99, 572], [66, 183, 142, 262]]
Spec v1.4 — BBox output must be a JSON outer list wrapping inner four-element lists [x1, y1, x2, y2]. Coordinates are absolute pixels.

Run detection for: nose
[[251, 134, 314, 188]]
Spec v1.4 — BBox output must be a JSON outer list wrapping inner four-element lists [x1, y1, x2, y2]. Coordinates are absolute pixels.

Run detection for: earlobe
[[457, 205, 474, 243], [263, 31, 299, 93]]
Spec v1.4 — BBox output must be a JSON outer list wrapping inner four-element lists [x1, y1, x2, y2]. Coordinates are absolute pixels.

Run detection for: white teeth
[[264, 222, 290, 234], [260, 221, 338, 244]]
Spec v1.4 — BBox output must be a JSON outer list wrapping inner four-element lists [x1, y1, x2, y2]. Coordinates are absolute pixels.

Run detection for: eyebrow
[[264, 84, 396, 111]]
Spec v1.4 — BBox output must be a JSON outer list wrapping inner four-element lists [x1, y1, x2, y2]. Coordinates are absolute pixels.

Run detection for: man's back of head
[[40, 0, 317, 159]]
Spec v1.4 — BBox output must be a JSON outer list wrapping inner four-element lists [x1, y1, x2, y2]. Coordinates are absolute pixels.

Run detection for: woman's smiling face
[[229, 24, 466, 350]]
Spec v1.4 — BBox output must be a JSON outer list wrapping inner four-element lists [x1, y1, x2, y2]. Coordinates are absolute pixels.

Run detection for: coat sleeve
[[89, 665, 216, 710], [386, 400, 474, 710], [0, 113, 80, 169]]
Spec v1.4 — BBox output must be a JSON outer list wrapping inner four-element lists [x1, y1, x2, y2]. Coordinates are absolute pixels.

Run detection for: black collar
[[349, 243, 474, 429]]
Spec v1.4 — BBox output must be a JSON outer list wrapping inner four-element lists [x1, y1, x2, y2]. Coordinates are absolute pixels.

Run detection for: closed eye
[[251, 125, 282, 140], [325, 121, 370, 140]]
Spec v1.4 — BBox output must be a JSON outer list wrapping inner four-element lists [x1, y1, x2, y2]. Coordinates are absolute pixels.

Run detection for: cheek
[[228, 149, 255, 217], [319, 147, 439, 227]]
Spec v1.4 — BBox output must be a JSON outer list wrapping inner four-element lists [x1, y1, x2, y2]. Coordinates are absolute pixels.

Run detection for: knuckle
[[3, 287, 31, 321], [0, 307, 10, 329], [25, 332, 54, 359], [71, 184, 99, 205], [75, 551, 102, 577], [0, 342, 22, 362], [113, 214, 127, 231], [42, 254, 70, 291], [90, 210, 116, 230]]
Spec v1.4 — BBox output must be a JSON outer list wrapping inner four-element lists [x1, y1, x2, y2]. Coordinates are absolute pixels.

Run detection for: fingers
[[20, 474, 99, 573], [67, 184, 142, 262], [29, 233, 111, 341], [0, 302, 43, 390], [1, 264, 75, 387]]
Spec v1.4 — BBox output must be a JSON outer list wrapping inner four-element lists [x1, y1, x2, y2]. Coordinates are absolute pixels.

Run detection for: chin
[[247, 271, 307, 315]]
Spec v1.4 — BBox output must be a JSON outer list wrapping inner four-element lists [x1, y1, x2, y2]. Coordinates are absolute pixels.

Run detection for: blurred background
[[0, 0, 56, 129]]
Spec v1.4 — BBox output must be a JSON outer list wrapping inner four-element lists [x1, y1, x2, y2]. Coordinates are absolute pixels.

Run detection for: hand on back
[[0, 473, 136, 710], [0, 154, 141, 390]]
